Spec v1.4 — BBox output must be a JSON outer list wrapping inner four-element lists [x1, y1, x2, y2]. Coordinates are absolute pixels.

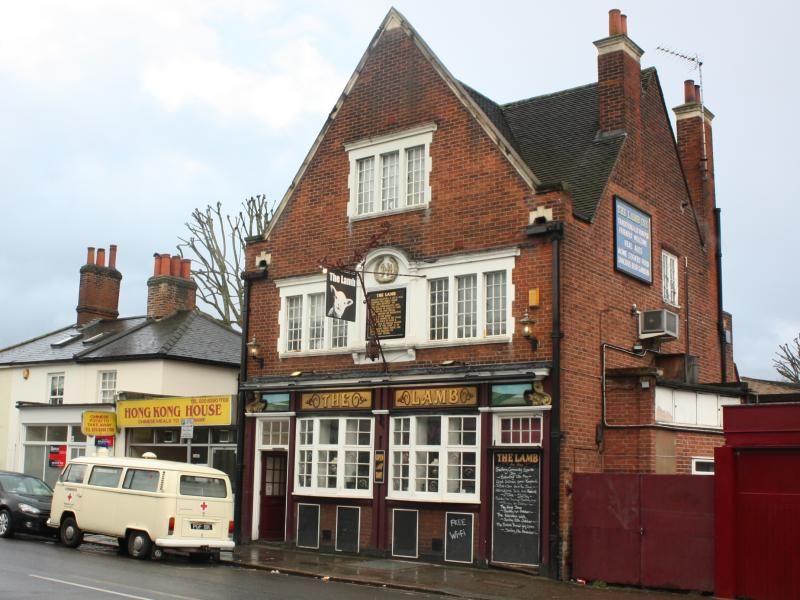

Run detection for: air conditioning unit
[[639, 309, 679, 340]]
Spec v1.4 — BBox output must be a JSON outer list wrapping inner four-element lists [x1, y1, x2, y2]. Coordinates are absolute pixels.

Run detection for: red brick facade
[[240, 9, 743, 579], [76, 245, 121, 325]]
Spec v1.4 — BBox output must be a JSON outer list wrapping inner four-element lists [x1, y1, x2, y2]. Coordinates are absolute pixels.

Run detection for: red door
[[259, 452, 287, 540]]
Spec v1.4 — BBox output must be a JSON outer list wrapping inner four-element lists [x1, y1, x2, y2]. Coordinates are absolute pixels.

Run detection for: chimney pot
[[96, 248, 106, 267], [109, 245, 118, 269], [152, 253, 160, 276], [87, 247, 96, 266], [180, 259, 191, 279], [694, 84, 702, 105], [620, 14, 627, 35], [170, 256, 181, 277], [684, 80, 696, 103], [609, 9, 622, 35], [159, 254, 171, 276]]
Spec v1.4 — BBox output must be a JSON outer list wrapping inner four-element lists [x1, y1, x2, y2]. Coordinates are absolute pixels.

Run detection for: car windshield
[[0, 474, 53, 497]]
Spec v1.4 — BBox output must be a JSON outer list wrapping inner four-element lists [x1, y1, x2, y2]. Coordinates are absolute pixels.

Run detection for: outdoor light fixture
[[290, 370, 303, 377], [519, 312, 539, 351], [366, 337, 380, 361], [247, 336, 264, 368]]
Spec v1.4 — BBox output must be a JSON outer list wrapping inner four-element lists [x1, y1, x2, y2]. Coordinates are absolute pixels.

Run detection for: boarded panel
[[641, 475, 714, 592], [335, 506, 360, 553], [572, 474, 641, 585], [296, 504, 319, 549], [392, 509, 418, 558]]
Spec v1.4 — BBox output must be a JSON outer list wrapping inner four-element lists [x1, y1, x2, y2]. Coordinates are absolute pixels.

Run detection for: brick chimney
[[594, 9, 644, 135], [76, 245, 122, 326], [146, 253, 197, 319], [674, 79, 716, 237]]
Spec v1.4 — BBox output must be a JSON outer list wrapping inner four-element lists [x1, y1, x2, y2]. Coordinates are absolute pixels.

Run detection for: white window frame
[[346, 123, 436, 219], [492, 412, 543, 446], [98, 370, 117, 404], [655, 387, 740, 429], [662, 250, 679, 307], [257, 418, 291, 450], [426, 270, 508, 342], [691, 457, 715, 475], [278, 277, 354, 355], [48, 372, 65, 405], [294, 416, 374, 498], [388, 414, 480, 503]]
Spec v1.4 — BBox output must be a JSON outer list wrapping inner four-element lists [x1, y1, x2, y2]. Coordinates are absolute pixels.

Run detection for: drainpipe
[[525, 217, 564, 579], [714, 208, 727, 383], [234, 264, 269, 544], [547, 222, 564, 580]]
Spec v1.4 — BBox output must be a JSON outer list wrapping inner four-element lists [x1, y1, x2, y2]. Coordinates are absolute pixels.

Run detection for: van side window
[[179, 475, 227, 498], [61, 464, 87, 484], [88, 466, 122, 488], [122, 469, 160, 493]]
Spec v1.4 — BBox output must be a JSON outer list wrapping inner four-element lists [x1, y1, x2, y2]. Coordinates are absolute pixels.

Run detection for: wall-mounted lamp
[[247, 336, 264, 368], [290, 370, 303, 377], [520, 312, 539, 351], [365, 337, 380, 361]]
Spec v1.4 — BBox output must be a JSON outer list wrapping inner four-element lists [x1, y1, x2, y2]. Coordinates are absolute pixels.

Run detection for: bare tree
[[773, 333, 800, 383], [178, 195, 274, 328]]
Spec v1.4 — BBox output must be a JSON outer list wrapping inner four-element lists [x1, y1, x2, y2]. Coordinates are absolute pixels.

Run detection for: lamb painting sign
[[326, 269, 357, 322], [116, 396, 232, 427]]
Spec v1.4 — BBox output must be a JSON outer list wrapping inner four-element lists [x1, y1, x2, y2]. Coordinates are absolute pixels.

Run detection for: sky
[[1, 0, 798, 380]]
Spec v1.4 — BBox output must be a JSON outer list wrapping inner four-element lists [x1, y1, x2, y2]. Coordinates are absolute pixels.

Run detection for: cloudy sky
[[1, 0, 797, 380]]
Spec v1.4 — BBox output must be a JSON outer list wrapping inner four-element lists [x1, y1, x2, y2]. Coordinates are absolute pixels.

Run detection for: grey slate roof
[[0, 311, 240, 367], [461, 71, 660, 222]]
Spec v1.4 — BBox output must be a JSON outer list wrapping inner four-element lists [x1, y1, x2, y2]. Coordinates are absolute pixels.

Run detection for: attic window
[[345, 123, 436, 219], [51, 334, 83, 348], [83, 332, 107, 344]]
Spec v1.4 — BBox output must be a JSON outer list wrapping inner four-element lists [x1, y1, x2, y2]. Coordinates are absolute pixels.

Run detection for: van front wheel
[[127, 531, 151, 559], [60, 516, 82, 548]]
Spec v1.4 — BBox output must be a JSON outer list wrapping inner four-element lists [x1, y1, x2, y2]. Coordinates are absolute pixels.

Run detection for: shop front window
[[23, 424, 87, 487], [389, 415, 479, 502], [295, 416, 373, 497]]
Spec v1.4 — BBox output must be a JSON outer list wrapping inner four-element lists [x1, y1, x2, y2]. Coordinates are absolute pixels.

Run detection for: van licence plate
[[190, 522, 212, 531]]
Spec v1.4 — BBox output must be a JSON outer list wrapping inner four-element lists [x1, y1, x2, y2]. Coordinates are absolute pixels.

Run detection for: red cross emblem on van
[[200, 502, 208, 512]]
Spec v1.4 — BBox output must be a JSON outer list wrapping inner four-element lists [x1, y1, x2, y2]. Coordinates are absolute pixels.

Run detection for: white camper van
[[47, 454, 235, 560]]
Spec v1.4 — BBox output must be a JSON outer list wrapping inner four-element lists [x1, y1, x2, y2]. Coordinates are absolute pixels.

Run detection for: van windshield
[[179, 475, 227, 498]]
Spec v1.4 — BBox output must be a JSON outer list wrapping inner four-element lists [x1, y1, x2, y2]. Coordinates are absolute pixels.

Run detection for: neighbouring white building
[[0, 246, 241, 487]]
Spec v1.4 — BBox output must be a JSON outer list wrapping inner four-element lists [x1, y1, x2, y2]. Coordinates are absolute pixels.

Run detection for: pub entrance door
[[258, 451, 287, 541]]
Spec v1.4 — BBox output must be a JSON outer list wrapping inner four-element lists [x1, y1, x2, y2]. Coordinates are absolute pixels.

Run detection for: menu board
[[445, 512, 474, 564], [366, 288, 406, 339], [491, 452, 540, 566]]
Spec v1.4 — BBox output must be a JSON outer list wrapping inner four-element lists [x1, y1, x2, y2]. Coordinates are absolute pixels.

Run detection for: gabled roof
[[0, 311, 240, 368]]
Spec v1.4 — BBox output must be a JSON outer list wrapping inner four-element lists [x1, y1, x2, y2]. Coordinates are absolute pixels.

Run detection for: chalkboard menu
[[492, 451, 540, 566], [336, 506, 360, 553], [297, 503, 320, 549], [445, 512, 474, 564], [392, 509, 418, 558], [366, 288, 406, 339]]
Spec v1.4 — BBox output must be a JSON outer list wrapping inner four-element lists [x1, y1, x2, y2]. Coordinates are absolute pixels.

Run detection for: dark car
[[0, 471, 53, 538]]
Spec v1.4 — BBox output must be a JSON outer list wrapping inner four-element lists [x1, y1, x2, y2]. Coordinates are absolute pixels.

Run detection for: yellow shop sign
[[81, 411, 117, 436], [116, 396, 232, 428]]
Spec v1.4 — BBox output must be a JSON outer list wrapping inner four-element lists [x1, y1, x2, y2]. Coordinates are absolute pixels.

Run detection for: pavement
[[84, 536, 689, 599]]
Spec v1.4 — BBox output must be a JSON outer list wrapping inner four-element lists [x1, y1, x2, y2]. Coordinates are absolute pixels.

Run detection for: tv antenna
[[656, 46, 708, 179]]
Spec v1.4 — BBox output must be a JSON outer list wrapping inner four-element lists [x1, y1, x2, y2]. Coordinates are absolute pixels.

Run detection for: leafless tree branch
[[178, 195, 275, 328], [773, 332, 800, 383]]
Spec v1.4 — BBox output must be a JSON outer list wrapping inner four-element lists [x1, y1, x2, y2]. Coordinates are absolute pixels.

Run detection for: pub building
[[239, 8, 743, 580]]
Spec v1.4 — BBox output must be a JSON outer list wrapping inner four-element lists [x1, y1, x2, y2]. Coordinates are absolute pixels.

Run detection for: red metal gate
[[572, 474, 713, 592]]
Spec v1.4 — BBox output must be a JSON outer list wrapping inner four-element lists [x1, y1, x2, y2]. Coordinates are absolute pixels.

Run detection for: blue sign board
[[614, 197, 652, 283]]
